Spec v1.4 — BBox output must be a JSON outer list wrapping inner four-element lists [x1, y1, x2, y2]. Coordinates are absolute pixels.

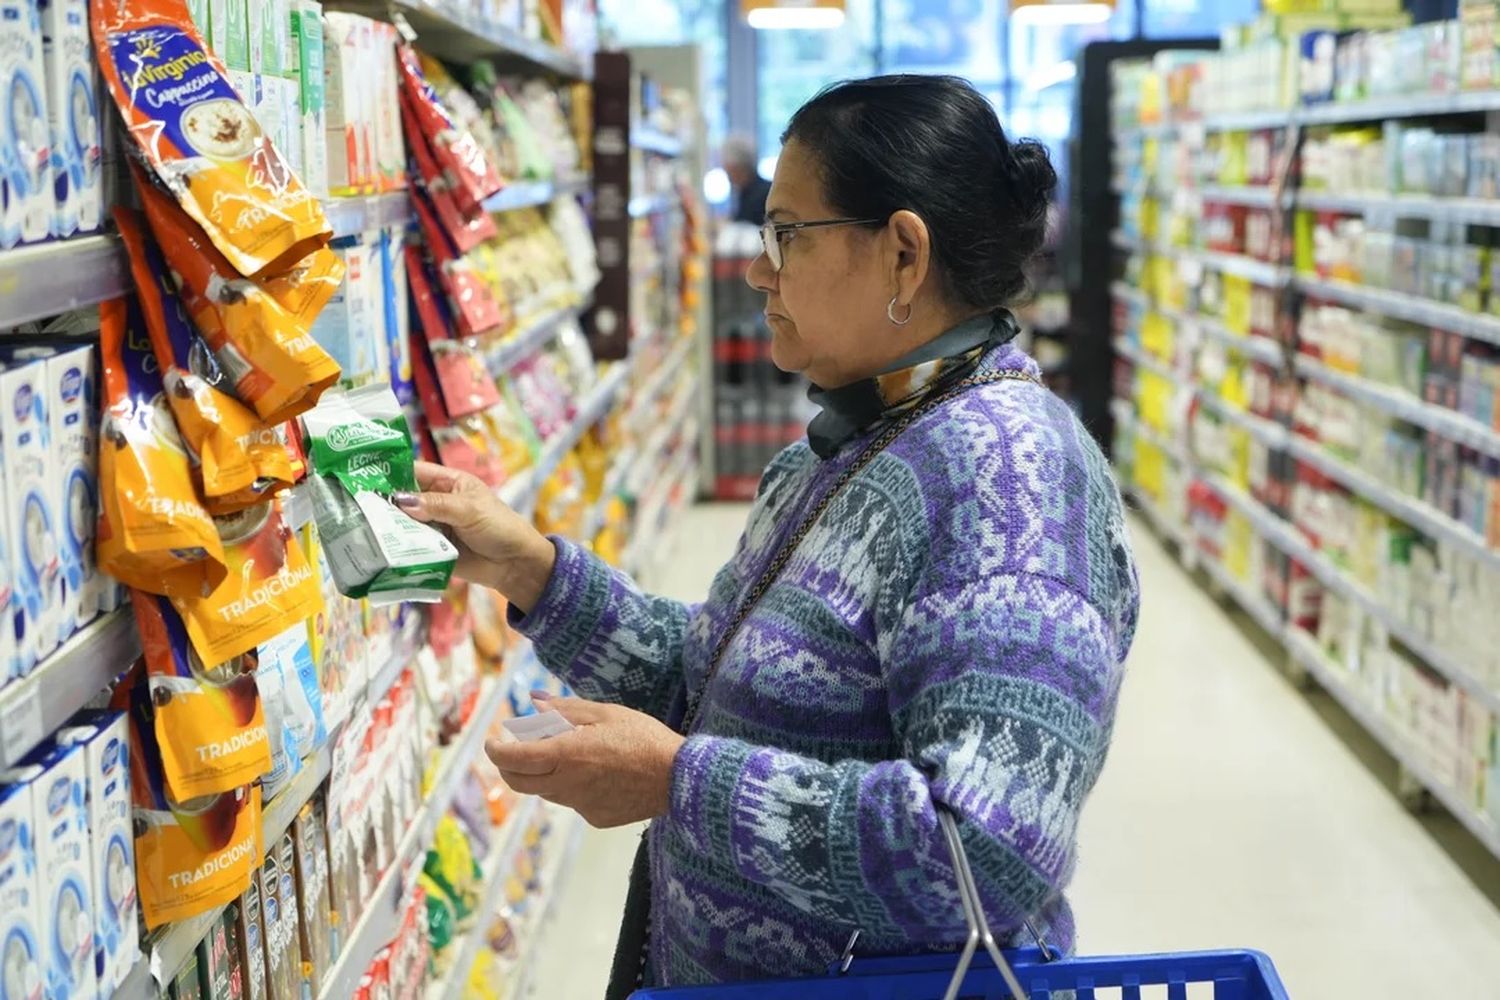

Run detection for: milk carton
[[15, 741, 94, 1000], [289, 0, 327, 197], [323, 12, 372, 194], [0, 460, 20, 686], [56, 713, 136, 996], [44, 346, 99, 643], [310, 239, 378, 386], [0, 361, 60, 673], [0, 778, 43, 1000], [37, 0, 101, 237], [0, 0, 54, 247]]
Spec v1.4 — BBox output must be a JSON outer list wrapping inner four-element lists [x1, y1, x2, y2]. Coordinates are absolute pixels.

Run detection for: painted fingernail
[[392, 491, 420, 509], [530, 689, 552, 702]]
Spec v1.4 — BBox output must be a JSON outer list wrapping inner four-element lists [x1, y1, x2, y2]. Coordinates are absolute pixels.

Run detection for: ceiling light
[[1025, 60, 1078, 92], [1010, 1, 1114, 26], [746, 6, 846, 29]]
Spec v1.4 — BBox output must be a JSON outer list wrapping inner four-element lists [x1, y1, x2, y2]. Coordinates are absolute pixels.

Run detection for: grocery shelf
[[1194, 317, 1286, 368], [502, 810, 585, 999], [0, 234, 130, 328], [1109, 281, 1149, 310], [1293, 355, 1500, 461], [500, 363, 631, 513], [1201, 108, 1292, 133], [0, 609, 138, 768], [628, 193, 678, 218], [318, 675, 509, 1000], [341, 0, 590, 77], [623, 444, 699, 579], [1295, 89, 1500, 126], [429, 796, 540, 1000], [1113, 337, 1177, 382], [629, 334, 697, 424], [1109, 231, 1290, 287], [1285, 437, 1500, 571], [633, 128, 685, 158], [1198, 185, 1283, 209], [325, 191, 413, 239], [1293, 274, 1500, 349], [1197, 390, 1292, 452], [1296, 190, 1500, 227], [1198, 541, 1287, 641], [483, 175, 591, 213], [1284, 627, 1500, 859], [1125, 486, 1189, 550], [484, 302, 585, 375]]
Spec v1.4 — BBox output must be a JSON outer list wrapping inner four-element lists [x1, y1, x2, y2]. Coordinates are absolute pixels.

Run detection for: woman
[[397, 75, 1140, 993]]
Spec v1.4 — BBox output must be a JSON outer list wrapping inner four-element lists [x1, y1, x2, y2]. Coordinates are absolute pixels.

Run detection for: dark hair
[[782, 75, 1056, 310]]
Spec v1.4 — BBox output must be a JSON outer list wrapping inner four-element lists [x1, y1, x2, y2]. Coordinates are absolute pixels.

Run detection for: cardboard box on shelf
[[0, 0, 54, 248]]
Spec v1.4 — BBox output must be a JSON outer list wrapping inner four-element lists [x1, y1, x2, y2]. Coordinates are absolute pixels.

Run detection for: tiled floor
[[527, 504, 1500, 998]]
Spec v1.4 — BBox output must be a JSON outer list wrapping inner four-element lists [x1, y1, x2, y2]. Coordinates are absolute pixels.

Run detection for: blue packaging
[[37, 0, 101, 237], [382, 226, 413, 405], [0, 0, 53, 247], [0, 778, 43, 1000], [0, 360, 60, 675], [44, 346, 99, 644]]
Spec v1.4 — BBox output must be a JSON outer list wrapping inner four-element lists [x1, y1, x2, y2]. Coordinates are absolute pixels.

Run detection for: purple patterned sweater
[[514, 343, 1140, 986]]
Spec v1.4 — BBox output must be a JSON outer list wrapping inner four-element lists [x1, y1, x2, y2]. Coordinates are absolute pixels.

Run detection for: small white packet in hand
[[502, 710, 576, 742]]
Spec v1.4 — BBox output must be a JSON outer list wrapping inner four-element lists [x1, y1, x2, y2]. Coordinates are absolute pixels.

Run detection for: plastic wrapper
[[134, 169, 341, 423], [423, 815, 480, 920], [401, 96, 494, 254], [91, 0, 330, 278], [255, 625, 327, 797], [171, 501, 323, 665], [134, 590, 271, 800], [96, 297, 226, 597], [408, 198, 505, 338], [395, 43, 502, 214], [115, 207, 295, 510]]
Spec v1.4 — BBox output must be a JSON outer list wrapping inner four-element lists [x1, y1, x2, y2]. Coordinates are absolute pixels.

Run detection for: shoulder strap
[[678, 368, 1039, 734]]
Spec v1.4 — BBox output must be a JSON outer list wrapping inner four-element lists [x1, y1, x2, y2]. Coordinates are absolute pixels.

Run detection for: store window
[[599, 0, 730, 151], [754, 0, 877, 160]]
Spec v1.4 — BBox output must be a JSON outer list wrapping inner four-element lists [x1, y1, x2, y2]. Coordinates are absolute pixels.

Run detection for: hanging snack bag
[[96, 297, 226, 598], [407, 199, 505, 339], [399, 97, 494, 254], [116, 668, 262, 929], [395, 42, 502, 214], [259, 245, 347, 328], [91, 0, 331, 278], [411, 336, 505, 488], [302, 387, 457, 603], [171, 500, 323, 665], [115, 207, 296, 509], [408, 291, 500, 422], [134, 590, 271, 801], [133, 170, 341, 423]]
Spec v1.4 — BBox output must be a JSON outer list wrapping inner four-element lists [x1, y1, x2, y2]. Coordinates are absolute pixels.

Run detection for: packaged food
[[400, 97, 494, 254], [308, 237, 380, 388], [118, 672, 262, 929], [0, 774, 45, 1000], [254, 625, 326, 797], [0, 0, 53, 248], [172, 950, 203, 1000], [287, 0, 327, 198], [395, 42, 501, 213], [302, 524, 364, 731], [39, 0, 103, 237], [133, 172, 341, 423], [257, 832, 302, 1000], [290, 796, 332, 994], [321, 11, 373, 195], [218, 906, 245, 1000], [116, 206, 298, 510], [228, 884, 268, 1000], [96, 297, 227, 600], [368, 21, 403, 191], [54, 712, 138, 997], [408, 196, 505, 338], [91, 0, 332, 277], [133, 591, 271, 801], [40, 345, 102, 644], [259, 245, 346, 328], [0, 358, 61, 675], [171, 500, 323, 666], [379, 228, 413, 404], [197, 915, 235, 1000]]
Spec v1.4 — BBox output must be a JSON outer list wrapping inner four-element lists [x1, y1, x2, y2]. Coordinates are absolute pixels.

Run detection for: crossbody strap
[[677, 367, 1040, 736]]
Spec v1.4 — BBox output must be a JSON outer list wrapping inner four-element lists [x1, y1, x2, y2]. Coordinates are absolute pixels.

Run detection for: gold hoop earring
[[887, 296, 912, 326]]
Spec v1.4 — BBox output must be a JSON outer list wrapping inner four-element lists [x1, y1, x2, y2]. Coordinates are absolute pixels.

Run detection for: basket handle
[[936, 809, 1031, 1000]]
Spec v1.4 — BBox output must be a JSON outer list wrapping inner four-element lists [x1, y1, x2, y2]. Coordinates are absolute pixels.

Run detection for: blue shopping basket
[[633, 812, 1289, 1000]]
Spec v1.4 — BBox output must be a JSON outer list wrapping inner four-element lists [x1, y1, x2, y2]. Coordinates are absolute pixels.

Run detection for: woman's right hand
[[394, 461, 558, 614]]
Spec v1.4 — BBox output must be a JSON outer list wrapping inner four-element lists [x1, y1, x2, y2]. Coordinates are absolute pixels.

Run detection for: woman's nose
[[745, 251, 776, 293]]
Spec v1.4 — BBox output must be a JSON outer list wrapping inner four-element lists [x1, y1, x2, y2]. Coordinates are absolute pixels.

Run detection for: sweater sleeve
[[508, 538, 695, 721], [663, 570, 1122, 943]]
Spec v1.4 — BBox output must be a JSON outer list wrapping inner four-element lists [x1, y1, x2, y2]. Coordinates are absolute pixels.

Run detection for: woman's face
[[746, 140, 896, 389]]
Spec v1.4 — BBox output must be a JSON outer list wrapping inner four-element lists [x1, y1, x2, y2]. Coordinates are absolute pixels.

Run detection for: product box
[[310, 237, 379, 386], [364, 229, 393, 385], [289, 0, 328, 197], [219, 906, 245, 1000], [229, 884, 268, 1000], [172, 951, 204, 1000], [37, 0, 101, 237], [291, 797, 333, 994], [0, 460, 19, 688], [246, 0, 265, 76], [55, 711, 137, 996], [277, 75, 303, 180], [0, 361, 60, 674], [382, 227, 413, 404], [370, 21, 403, 190], [213, 0, 250, 73], [0, 778, 44, 1000], [198, 917, 235, 1000], [14, 741, 95, 1000], [258, 833, 304, 1000], [44, 346, 99, 643], [186, 0, 211, 37], [0, 0, 53, 248], [323, 12, 373, 194]]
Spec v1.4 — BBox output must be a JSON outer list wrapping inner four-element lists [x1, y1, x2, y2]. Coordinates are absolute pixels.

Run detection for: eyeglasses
[[759, 217, 883, 272]]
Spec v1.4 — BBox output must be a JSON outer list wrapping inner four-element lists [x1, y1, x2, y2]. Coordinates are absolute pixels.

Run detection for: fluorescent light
[[747, 6, 845, 29], [703, 167, 731, 204], [1010, 2, 1113, 26], [1025, 59, 1077, 92]]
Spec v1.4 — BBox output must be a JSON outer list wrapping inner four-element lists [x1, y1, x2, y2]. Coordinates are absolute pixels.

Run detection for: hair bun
[[1004, 139, 1058, 205]]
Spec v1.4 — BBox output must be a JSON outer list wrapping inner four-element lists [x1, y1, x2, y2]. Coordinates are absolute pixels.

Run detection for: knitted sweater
[[514, 343, 1140, 986]]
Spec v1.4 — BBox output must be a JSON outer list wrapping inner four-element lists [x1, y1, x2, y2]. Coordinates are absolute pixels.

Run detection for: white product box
[[56, 712, 136, 996], [364, 230, 392, 385], [5, 743, 93, 1000], [370, 21, 402, 190], [277, 75, 303, 180], [37, 0, 101, 237], [45, 346, 99, 643], [0, 361, 60, 674], [309, 239, 378, 386], [0, 778, 43, 1000], [289, 0, 327, 197], [0, 0, 54, 248], [323, 12, 372, 193]]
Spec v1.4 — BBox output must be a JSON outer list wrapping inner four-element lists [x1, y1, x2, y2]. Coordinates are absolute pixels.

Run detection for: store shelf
[[1197, 390, 1292, 452], [0, 610, 138, 768], [1110, 281, 1148, 310], [484, 303, 584, 375], [428, 796, 540, 1000], [633, 128, 685, 158], [1110, 232, 1290, 286], [1113, 337, 1178, 382], [0, 235, 130, 328], [501, 810, 585, 999], [1198, 184, 1282, 209], [1285, 437, 1500, 571], [1195, 317, 1286, 368], [1201, 542, 1287, 641], [623, 442, 699, 579], [1201, 108, 1293, 133], [319, 675, 509, 1000], [1295, 89, 1500, 126], [629, 334, 696, 424], [1284, 627, 1500, 859], [628, 193, 678, 218], [341, 0, 590, 77], [482, 175, 591, 214], [325, 192, 413, 239], [1293, 274, 1500, 349], [500, 363, 631, 512], [1297, 190, 1500, 227], [1293, 355, 1500, 460]]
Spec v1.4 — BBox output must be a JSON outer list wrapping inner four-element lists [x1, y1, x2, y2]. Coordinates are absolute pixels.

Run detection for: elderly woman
[[396, 75, 1139, 994]]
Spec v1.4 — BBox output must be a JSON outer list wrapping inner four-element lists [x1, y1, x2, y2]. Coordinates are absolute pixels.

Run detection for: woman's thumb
[[393, 490, 457, 524]]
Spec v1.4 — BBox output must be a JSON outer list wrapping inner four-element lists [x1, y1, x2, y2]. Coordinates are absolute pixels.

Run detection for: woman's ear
[[887, 209, 932, 309]]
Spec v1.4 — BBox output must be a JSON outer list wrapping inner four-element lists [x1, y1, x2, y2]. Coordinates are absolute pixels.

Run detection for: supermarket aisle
[[528, 504, 1500, 998]]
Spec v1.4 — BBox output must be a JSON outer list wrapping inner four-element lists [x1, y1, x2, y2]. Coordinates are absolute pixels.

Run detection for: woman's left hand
[[485, 695, 687, 828]]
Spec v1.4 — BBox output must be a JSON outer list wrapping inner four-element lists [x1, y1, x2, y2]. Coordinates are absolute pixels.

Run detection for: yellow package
[[134, 591, 271, 801], [172, 501, 324, 665], [136, 172, 341, 424], [261, 246, 347, 327], [96, 297, 228, 598]]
